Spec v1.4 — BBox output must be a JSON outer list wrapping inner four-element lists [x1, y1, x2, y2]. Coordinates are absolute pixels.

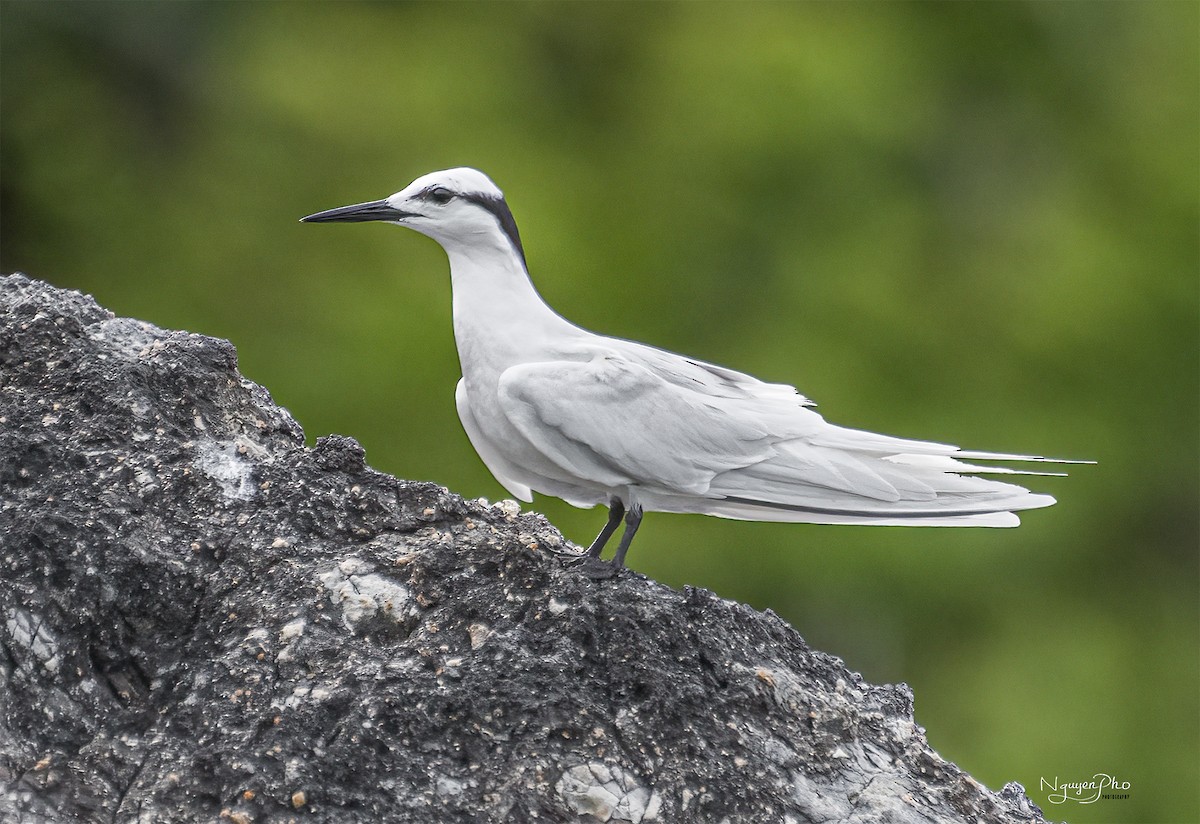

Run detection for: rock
[[0, 274, 1047, 823]]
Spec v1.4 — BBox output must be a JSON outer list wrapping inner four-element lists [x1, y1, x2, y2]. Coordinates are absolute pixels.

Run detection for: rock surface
[[0, 274, 1047, 823]]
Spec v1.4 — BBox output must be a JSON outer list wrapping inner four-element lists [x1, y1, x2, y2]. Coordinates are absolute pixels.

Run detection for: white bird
[[302, 167, 1085, 569]]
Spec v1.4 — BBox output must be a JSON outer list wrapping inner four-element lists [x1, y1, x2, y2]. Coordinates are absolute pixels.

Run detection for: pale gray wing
[[496, 354, 786, 494], [606, 337, 816, 405], [496, 344, 1066, 514], [493, 343, 854, 496]]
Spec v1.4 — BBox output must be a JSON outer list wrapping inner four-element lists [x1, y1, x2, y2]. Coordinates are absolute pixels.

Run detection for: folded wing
[[496, 342, 1069, 526]]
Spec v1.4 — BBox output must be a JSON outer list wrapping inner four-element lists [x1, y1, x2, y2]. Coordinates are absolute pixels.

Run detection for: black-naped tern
[[302, 168, 1088, 571]]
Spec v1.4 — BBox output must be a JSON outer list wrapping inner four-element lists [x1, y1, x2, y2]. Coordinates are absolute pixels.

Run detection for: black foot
[[560, 550, 594, 566], [571, 556, 622, 580], [561, 499, 641, 577]]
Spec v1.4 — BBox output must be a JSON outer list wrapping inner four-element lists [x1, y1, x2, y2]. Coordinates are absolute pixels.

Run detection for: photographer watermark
[[1040, 773, 1132, 804]]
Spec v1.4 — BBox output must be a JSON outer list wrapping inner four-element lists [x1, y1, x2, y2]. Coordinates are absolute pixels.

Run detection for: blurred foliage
[[2, 2, 1196, 821]]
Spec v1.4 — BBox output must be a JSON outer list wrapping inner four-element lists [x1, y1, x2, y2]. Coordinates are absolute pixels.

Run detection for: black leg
[[586, 499, 625, 558], [609, 505, 643, 568]]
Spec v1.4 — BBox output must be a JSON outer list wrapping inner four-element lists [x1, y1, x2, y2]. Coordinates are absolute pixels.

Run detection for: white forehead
[[401, 167, 503, 199]]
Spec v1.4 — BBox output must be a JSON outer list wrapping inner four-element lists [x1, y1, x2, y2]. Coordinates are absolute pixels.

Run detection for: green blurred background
[[2, 2, 1196, 821]]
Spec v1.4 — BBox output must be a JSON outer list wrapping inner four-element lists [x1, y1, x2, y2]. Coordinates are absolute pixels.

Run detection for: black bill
[[300, 199, 413, 223]]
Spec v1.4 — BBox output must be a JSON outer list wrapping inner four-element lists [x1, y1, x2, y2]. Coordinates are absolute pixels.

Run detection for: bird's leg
[[609, 504, 643, 568], [585, 499, 625, 558]]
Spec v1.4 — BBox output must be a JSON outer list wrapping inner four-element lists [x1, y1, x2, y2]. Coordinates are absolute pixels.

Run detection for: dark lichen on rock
[[0, 274, 1047, 823]]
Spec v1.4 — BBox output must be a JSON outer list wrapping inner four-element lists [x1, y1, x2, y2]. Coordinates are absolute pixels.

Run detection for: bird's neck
[[444, 242, 572, 375]]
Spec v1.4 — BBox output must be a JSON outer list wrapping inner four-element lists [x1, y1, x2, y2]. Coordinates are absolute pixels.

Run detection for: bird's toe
[[564, 555, 621, 580]]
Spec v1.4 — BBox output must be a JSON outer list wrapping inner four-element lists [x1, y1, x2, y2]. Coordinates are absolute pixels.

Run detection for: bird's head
[[301, 167, 525, 266]]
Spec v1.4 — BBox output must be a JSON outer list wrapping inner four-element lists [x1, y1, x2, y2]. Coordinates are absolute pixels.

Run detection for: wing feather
[[493, 340, 1071, 522], [497, 354, 780, 493]]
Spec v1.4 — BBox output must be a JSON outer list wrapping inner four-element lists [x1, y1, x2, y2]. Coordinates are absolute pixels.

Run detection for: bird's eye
[[425, 187, 455, 205]]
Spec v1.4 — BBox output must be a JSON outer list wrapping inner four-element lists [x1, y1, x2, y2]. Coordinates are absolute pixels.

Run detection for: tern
[[302, 167, 1085, 570]]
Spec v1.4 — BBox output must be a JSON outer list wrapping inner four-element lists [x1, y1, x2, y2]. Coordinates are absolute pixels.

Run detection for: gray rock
[[0, 274, 1047, 823]]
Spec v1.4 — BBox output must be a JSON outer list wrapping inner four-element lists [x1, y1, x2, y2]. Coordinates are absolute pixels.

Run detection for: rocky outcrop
[[0, 274, 1046, 823]]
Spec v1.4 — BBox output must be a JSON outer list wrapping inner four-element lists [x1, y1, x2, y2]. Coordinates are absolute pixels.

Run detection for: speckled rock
[[0, 274, 1048, 823]]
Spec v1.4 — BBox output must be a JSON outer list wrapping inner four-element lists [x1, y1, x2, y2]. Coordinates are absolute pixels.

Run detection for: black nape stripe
[[463, 193, 527, 268]]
